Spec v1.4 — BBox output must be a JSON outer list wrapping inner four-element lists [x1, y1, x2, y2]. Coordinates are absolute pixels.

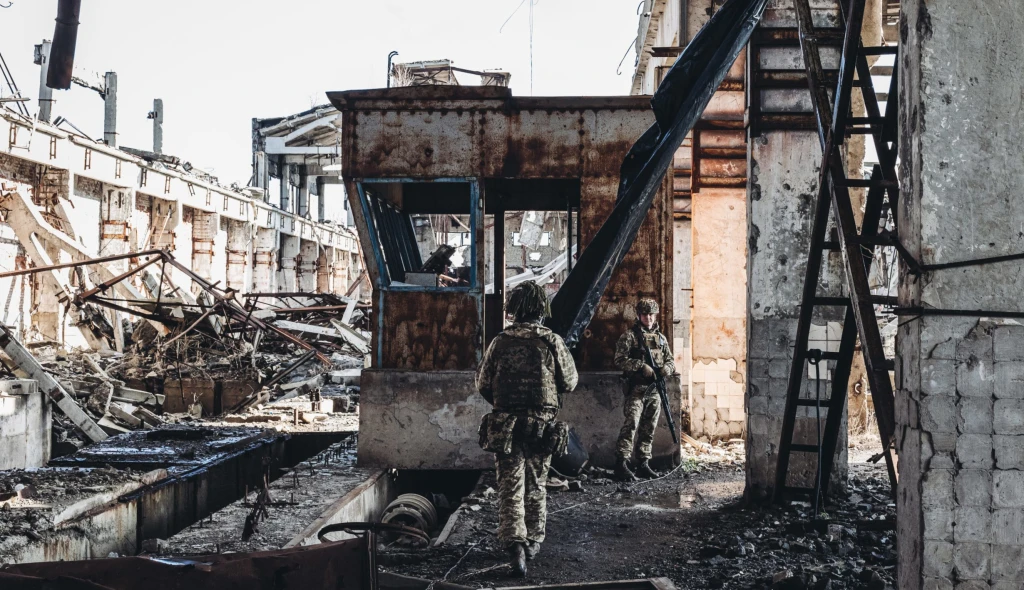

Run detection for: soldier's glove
[[659, 365, 673, 378], [640, 365, 656, 380]]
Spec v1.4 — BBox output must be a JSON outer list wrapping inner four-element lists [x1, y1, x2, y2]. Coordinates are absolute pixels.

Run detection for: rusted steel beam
[[697, 177, 748, 189], [698, 147, 747, 159], [757, 113, 817, 130], [159, 254, 333, 365], [753, 69, 839, 88], [74, 254, 162, 302], [751, 27, 845, 46], [0, 248, 164, 279], [264, 305, 349, 314]]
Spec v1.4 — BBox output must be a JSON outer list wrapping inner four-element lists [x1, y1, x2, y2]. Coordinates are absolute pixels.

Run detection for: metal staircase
[[772, 0, 900, 503]]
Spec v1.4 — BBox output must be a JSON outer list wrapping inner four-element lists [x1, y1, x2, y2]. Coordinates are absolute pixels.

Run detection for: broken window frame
[[354, 178, 481, 293]]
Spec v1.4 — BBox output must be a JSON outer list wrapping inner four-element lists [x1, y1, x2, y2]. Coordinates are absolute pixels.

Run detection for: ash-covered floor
[[380, 436, 895, 590]]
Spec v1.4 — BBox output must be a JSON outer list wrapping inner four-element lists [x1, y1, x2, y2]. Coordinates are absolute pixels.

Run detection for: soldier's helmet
[[636, 298, 659, 315], [507, 280, 551, 321]]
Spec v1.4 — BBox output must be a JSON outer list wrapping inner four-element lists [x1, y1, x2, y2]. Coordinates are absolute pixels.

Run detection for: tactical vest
[[629, 325, 668, 369], [488, 333, 561, 411]]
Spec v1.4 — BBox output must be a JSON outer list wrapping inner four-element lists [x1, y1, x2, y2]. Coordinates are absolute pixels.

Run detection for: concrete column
[[279, 160, 291, 212], [745, 132, 848, 500], [316, 177, 326, 222], [190, 210, 217, 283], [317, 247, 334, 293], [277, 234, 300, 292], [31, 262, 61, 342], [297, 239, 318, 292], [35, 40, 52, 123], [171, 206, 194, 288], [210, 216, 228, 288], [99, 185, 132, 270], [149, 198, 178, 251], [690, 189, 747, 441], [103, 72, 117, 147], [297, 168, 309, 218], [674, 216, 692, 420], [225, 219, 250, 292], [898, 2, 1024, 587], [253, 228, 278, 293], [151, 99, 163, 154], [334, 249, 351, 295]]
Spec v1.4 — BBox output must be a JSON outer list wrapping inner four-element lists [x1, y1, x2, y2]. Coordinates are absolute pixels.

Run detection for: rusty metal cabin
[[328, 86, 679, 469]]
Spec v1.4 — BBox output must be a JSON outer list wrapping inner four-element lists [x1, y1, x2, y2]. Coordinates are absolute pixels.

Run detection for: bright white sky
[[0, 0, 640, 186]]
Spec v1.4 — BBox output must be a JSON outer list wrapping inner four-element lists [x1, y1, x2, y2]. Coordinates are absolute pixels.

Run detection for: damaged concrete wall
[[897, 1, 1024, 587], [359, 369, 682, 469], [745, 130, 847, 499], [0, 380, 50, 470], [690, 188, 747, 440]]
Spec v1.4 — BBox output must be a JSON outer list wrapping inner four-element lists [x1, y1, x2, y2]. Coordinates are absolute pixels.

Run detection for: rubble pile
[[0, 284, 369, 447]]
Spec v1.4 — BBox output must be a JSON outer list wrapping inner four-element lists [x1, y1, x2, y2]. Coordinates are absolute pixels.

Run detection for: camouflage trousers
[[615, 386, 661, 462], [495, 443, 553, 547]]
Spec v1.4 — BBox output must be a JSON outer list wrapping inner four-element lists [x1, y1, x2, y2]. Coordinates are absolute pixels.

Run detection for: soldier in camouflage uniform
[[477, 281, 578, 577], [613, 297, 675, 481]]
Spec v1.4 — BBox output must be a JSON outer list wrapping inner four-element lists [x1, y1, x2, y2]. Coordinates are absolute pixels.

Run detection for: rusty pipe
[[47, 0, 81, 90]]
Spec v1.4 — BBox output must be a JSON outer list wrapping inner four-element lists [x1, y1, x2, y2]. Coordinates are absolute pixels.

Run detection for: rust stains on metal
[[333, 86, 673, 371], [379, 291, 480, 370], [330, 87, 655, 182]]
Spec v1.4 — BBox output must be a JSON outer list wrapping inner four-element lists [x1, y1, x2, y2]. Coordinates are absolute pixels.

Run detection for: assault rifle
[[639, 331, 679, 445]]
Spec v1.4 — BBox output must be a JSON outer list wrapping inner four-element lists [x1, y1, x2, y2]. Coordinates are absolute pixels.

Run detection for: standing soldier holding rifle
[[613, 297, 677, 481]]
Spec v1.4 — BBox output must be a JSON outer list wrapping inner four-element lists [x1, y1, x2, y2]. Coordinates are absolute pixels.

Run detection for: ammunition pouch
[[479, 412, 569, 456], [479, 412, 517, 455]]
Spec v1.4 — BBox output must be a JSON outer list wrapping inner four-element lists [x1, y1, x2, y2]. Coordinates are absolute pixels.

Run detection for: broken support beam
[[0, 249, 165, 279], [0, 324, 107, 442]]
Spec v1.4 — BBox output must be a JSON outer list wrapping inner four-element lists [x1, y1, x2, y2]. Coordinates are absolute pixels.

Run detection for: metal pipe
[[566, 204, 573, 273], [47, 0, 81, 90], [386, 51, 399, 88], [679, 0, 688, 47]]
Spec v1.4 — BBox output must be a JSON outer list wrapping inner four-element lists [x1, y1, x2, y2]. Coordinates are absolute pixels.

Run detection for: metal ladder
[[772, 0, 900, 503]]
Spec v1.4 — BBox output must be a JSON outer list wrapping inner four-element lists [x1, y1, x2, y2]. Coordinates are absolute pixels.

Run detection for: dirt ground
[[381, 436, 895, 590]]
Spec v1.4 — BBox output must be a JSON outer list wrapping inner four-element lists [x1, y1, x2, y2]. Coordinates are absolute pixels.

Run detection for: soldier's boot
[[525, 540, 541, 560], [508, 542, 527, 577], [615, 458, 637, 482], [635, 460, 658, 479]]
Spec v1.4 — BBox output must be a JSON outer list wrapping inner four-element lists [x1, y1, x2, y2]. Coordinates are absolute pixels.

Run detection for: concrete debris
[[0, 466, 160, 564]]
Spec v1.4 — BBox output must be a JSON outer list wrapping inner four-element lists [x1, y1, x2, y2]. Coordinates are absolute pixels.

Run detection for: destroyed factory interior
[[0, 0, 1017, 588]]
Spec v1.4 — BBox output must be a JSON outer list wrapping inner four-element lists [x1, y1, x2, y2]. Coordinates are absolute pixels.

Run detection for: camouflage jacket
[[614, 322, 675, 386], [476, 322, 579, 412]]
